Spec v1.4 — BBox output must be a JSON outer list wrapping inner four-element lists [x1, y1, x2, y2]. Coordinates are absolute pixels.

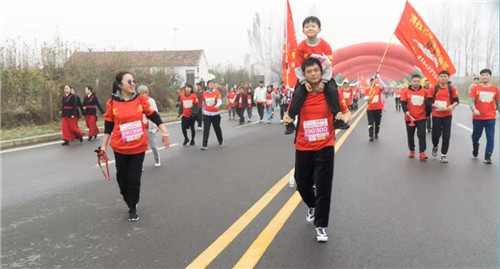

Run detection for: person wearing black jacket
[[195, 83, 204, 130], [83, 86, 105, 141], [60, 85, 84, 145], [70, 87, 85, 118]]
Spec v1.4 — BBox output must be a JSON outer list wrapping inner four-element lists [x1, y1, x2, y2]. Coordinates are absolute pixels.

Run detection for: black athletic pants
[[367, 109, 382, 138], [295, 146, 334, 228], [432, 116, 452, 155], [406, 119, 426, 152], [181, 116, 196, 141], [257, 103, 265, 120], [202, 114, 223, 147], [114, 151, 145, 211], [236, 107, 245, 123]]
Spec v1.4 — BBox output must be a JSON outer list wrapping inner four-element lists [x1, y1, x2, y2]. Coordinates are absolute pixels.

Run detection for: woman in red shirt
[[100, 72, 170, 222], [178, 84, 199, 146]]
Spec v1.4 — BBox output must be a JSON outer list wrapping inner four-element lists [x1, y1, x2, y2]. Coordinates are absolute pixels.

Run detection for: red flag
[[395, 0, 456, 84], [282, 0, 297, 88]]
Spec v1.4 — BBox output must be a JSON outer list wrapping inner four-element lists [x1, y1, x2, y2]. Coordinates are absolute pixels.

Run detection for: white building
[[68, 50, 214, 86]]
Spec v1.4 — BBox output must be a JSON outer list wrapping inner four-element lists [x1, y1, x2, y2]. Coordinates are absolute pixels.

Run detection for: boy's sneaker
[[189, 140, 195, 146], [432, 147, 438, 157], [484, 153, 492, 164], [333, 120, 350, 130], [128, 210, 139, 222], [473, 144, 479, 158], [440, 155, 448, 163], [419, 152, 428, 160], [408, 150, 415, 158], [183, 139, 189, 147], [316, 227, 328, 242], [306, 207, 315, 223]]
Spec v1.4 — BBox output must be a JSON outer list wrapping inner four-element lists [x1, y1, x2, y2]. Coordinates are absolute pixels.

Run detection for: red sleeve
[[338, 90, 349, 112], [400, 89, 408, 102], [452, 86, 459, 98], [295, 41, 306, 69], [469, 86, 476, 98], [322, 40, 333, 65], [104, 99, 114, 122], [496, 87, 500, 101], [139, 94, 155, 116]]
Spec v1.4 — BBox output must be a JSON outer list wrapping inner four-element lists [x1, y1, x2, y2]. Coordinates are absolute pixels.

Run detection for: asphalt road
[[2, 98, 498, 268]]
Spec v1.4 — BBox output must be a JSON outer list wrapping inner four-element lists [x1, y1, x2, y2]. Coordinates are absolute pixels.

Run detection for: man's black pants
[[367, 109, 382, 138], [432, 116, 452, 155], [202, 114, 223, 147], [295, 146, 334, 228], [406, 119, 426, 152]]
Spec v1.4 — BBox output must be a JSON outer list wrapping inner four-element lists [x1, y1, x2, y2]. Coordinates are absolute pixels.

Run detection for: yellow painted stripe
[[233, 106, 367, 268], [186, 169, 293, 269], [186, 102, 368, 269]]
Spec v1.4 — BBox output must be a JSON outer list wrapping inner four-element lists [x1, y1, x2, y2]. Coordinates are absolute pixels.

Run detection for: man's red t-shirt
[[427, 86, 459, 117], [180, 93, 199, 117], [469, 84, 499, 120], [296, 91, 349, 151], [401, 87, 427, 121]]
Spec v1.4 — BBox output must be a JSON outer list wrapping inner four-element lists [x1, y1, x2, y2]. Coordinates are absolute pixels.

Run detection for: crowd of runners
[[56, 15, 498, 243]]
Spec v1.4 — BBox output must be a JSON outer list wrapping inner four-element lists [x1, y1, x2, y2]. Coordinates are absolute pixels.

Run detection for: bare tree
[[485, 3, 499, 71]]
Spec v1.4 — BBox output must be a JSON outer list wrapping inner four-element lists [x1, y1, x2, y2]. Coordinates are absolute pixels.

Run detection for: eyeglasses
[[127, 80, 137, 85]]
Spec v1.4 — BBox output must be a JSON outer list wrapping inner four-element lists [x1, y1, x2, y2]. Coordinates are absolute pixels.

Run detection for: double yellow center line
[[187, 104, 368, 269]]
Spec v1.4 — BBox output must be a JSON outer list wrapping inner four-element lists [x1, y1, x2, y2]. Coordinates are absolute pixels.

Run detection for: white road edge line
[[457, 123, 473, 132], [93, 143, 179, 167], [235, 121, 261, 129]]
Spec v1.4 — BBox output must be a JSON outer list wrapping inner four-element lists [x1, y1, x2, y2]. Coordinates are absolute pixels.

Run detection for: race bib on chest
[[371, 95, 379, 104], [411, 95, 424, 106], [434, 100, 447, 111], [206, 97, 215, 106], [230, 98, 235, 103], [479, 91, 494, 103], [267, 100, 273, 105], [303, 118, 329, 142], [343, 92, 351, 98], [119, 120, 144, 142], [183, 100, 193, 109]]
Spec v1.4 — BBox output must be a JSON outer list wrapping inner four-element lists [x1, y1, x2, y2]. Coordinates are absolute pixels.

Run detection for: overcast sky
[[0, 0, 490, 67]]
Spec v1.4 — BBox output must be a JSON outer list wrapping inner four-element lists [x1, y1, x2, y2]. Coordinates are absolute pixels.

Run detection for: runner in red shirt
[[426, 70, 459, 163], [284, 57, 351, 242], [234, 86, 248, 125], [351, 85, 359, 111], [341, 81, 352, 111], [469, 68, 499, 164], [401, 74, 428, 160], [366, 78, 384, 141], [101, 72, 170, 222], [394, 87, 402, 112], [227, 87, 237, 120], [179, 84, 200, 146]]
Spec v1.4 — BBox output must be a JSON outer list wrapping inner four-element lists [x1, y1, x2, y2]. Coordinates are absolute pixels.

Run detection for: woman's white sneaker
[[306, 207, 315, 223]]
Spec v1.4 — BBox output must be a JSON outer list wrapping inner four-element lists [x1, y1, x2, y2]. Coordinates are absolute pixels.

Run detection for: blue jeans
[[247, 107, 252, 120], [472, 119, 496, 154], [267, 106, 274, 122]]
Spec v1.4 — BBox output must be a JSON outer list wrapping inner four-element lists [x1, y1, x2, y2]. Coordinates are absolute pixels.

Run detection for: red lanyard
[[96, 148, 110, 181]]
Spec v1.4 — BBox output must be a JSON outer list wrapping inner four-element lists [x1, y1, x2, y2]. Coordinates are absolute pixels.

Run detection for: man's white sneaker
[[306, 207, 315, 223], [316, 227, 328, 242], [154, 160, 161, 167]]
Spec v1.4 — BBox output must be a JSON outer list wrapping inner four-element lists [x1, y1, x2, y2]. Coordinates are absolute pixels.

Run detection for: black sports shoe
[[93, 135, 98, 140], [473, 144, 479, 158], [128, 210, 139, 222], [78, 136, 83, 143], [369, 137, 374, 142], [189, 140, 195, 146], [333, 120, 350, 130], [88, 137, 92, 141], [432, 147, 438, 157], [484, 153, 492, 164], [61, 140, 69, 146], [183, 139, 189, 147], [374, 134, 379, 140], [284, 122, 296, 135]]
